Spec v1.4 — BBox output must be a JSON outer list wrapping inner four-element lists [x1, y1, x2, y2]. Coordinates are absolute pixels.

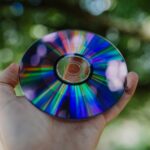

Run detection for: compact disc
[[19, 30, 128, 120]]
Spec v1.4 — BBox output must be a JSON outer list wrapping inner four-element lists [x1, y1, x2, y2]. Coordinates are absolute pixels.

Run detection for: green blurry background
[[0, 0, 150, 149]]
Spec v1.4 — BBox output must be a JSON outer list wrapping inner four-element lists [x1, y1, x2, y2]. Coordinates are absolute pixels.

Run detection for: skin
[[0, 64, 138, 150]]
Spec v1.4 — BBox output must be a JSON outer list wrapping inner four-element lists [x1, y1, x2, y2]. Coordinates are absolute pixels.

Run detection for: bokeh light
[[141, 17, 150, 39], [30, 24, 48, 39], [10, 2, 24, 16], [106, 27, 120, 44], [80, 0, 112, 16], [0, 48, 14, 63]]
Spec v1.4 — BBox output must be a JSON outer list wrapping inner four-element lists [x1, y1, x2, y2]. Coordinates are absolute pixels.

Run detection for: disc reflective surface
[[19, 30, 128, 120]]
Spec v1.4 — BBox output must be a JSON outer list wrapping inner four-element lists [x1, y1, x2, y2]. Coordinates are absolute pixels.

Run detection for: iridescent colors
[[19, 30, 128, 120]]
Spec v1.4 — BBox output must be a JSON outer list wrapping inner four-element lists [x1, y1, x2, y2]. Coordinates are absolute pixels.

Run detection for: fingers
[[116, 72, 139, 111], [103, 72, 139, 123], [0, 63, 19, 88], [0, 64, 19, 110]]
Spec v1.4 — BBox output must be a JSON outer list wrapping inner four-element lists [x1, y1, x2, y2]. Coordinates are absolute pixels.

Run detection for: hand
[[0, 64, 138, 150]]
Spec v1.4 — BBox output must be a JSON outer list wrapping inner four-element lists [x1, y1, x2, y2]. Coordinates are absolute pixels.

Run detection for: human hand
[[0, 64, 138, 150]]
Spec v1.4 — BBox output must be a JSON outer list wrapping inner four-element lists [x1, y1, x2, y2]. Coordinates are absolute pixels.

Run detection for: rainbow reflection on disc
[[19, 30, 128, 120]]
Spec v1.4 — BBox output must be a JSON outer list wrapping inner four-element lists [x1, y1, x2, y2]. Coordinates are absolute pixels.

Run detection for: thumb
[[0, 63, 19, 88]]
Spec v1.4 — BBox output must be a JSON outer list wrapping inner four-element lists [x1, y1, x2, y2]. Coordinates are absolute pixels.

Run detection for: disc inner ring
[[56, 55, 91, 84]]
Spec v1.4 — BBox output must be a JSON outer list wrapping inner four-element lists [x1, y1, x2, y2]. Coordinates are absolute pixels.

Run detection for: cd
[[19, 30, 128, 120]]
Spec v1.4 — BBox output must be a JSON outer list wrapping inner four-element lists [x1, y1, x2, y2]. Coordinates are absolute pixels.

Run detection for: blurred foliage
[[0, 0, 150, 150]]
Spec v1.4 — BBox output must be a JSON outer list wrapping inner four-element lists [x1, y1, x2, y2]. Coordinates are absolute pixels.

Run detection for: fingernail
[[125, 77, 131, 91], [125, 72, 139, 95]]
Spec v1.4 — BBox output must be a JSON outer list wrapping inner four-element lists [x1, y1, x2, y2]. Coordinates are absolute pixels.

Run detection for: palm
[[0, 94, 105, 150], [0, 64, 138, 150]]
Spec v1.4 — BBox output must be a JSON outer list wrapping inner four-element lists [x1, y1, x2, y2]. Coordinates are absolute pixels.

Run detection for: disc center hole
[[56, 55, 91, 84], [67, 63, 80, 75]]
